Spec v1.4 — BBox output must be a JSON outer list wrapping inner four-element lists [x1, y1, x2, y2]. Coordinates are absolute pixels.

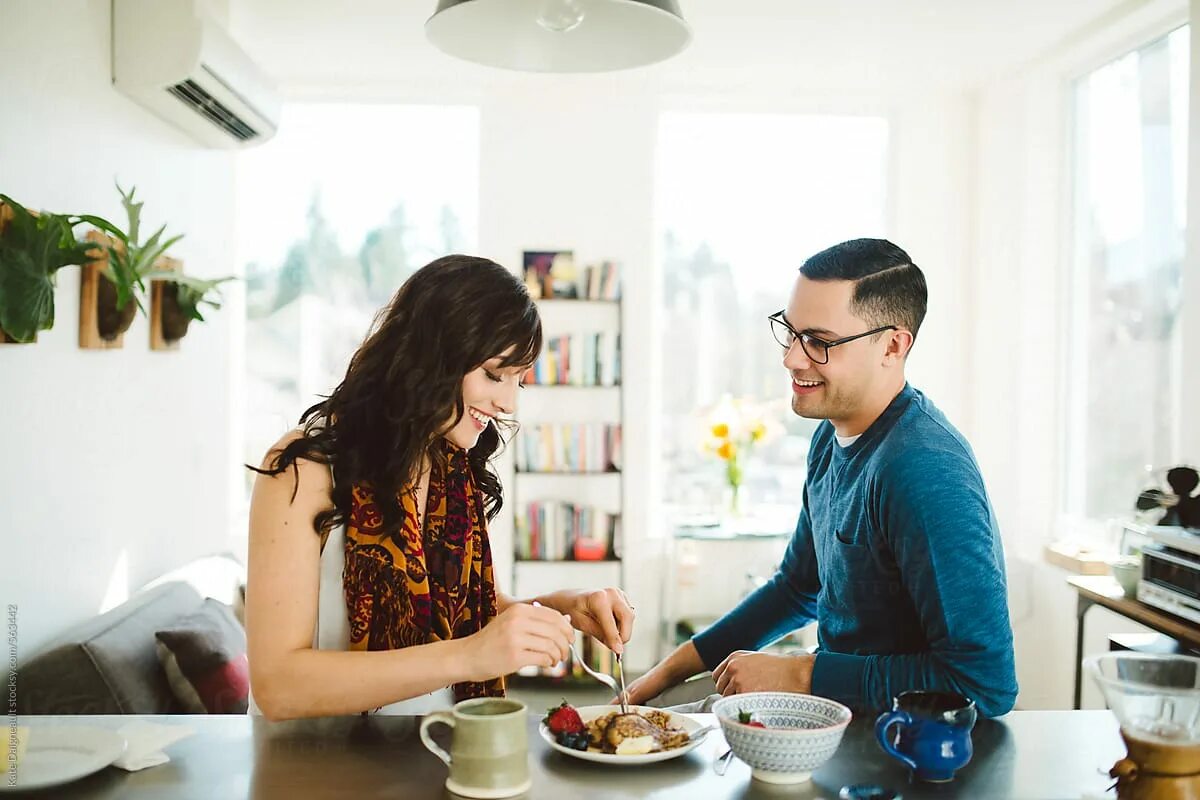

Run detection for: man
[[627, 238, 1017, 717]]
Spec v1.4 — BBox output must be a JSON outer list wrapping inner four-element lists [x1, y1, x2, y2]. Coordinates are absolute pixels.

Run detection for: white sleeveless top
[[248, 521, 455, 716]]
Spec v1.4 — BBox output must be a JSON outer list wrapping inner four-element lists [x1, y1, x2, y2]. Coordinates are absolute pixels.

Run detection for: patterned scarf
[[342, 441, 503, 702]]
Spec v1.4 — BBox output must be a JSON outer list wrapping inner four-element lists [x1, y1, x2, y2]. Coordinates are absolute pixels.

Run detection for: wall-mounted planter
[[78, 231, 134, 349], [149, 257, 184, 351], [0, 203, 29, 344]]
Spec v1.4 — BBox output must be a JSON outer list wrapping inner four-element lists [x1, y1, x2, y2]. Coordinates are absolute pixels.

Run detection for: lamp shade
[[426, 0, 692, 73]]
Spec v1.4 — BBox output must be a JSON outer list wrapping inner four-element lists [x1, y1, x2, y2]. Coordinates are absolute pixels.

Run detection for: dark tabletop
[[13, 710, 1123, 799]]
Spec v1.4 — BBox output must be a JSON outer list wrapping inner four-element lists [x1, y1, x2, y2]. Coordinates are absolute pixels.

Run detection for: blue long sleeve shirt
[[692, 384, 1017, 717]]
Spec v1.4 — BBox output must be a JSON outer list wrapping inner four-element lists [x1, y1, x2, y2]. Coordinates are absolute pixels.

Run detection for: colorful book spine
[[514, 424, 623, 473], [523, 332, 621, 387], [514, 501, 620, 561]]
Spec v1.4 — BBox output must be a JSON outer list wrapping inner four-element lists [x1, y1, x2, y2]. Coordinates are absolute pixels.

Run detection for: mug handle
[[419, 711, 455, 767], [875, 710, 919, 772]]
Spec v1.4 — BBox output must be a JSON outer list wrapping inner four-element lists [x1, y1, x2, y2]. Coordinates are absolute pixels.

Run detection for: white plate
[[0, 725, 127, 792], [539, 705, 710, 765]]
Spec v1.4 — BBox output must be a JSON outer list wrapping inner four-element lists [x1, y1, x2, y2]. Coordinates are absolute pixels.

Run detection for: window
[[656, 112, 889, 520], [237, 104, 479, 492], [1065, 27, 1189, 520]]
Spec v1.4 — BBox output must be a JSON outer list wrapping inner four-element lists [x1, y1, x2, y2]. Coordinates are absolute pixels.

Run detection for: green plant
[[163, 274, 236, 322], [146, 272, 236, 342], [78, 183, 183, 315], [0, 195, 103, 343]]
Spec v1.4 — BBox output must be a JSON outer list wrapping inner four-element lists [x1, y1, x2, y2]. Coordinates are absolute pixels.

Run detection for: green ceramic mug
[[419, 698, 531, 799]]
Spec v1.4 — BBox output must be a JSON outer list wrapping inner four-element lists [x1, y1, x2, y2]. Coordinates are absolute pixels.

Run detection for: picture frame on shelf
[[523, 250, 577, 299]]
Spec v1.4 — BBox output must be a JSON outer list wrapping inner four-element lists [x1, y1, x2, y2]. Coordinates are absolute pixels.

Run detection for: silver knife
[[616, 653, 629, 714], [714, 746, 734, 776]]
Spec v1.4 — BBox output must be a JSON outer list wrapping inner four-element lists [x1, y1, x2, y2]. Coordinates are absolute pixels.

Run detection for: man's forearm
[[660, 640, 707, 683], [623, 639, 708, 705], [692, 573, 817, 670]]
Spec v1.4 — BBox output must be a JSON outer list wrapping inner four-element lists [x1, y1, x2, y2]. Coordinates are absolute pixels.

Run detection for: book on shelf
[[583, 261, 621, 302], [516, 501, 620, 561], [515, 423, 623, 473], [522, 252, 622, 301], [523, 332, 621, 387]]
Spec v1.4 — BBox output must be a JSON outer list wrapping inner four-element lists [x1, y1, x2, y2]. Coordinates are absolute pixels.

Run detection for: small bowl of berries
[[711, 692, 852, 784]]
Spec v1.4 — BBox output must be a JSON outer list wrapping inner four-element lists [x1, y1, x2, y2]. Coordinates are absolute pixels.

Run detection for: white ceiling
[[230, 0, 1137, 96]]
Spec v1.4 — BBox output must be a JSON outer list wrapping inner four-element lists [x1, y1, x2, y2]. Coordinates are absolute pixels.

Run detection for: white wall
[[1184, 1, 1200, 458], [889, 96, 976, 425], [965, 0, 1189, 708], [0, 0, 243, 660]]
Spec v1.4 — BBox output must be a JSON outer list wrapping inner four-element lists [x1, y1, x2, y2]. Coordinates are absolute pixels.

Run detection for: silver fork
[[568, 641, 626, 709], [616, 653, 630, 714]]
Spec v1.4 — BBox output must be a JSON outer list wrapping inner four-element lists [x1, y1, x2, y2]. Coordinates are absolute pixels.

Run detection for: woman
[[246, 255, 634, 720]]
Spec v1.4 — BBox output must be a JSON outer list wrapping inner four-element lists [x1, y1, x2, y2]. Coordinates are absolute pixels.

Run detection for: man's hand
[[712, 651, 815, 696], [536, 587, 634, 655]]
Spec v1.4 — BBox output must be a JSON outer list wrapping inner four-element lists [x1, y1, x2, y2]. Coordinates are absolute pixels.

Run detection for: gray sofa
[[17, 548, 250, 715], [17, 581, 208, 714]]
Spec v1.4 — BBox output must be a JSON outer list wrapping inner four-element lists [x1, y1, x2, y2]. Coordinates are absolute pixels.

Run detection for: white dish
[[711, 692, 852, 784], [538, 704, 710, 765], [0, 725, 127, 792]]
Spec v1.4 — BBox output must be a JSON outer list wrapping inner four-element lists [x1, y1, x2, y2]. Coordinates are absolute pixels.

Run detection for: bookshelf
[[511, 279, 624, 682]]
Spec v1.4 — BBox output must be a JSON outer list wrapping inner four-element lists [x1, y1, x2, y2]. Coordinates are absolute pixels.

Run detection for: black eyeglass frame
[[767, 310, 899, 365]]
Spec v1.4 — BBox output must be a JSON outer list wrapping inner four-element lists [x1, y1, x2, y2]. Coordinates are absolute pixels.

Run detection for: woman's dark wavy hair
[[249, 254, 542, 539]]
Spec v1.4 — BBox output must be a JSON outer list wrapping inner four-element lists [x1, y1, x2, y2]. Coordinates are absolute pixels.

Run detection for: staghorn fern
[[147, 273, 236, 322], [77, 182, 184, 314]]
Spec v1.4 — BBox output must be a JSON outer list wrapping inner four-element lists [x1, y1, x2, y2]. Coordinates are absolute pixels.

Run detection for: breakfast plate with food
[[539, 702, 712, 765]]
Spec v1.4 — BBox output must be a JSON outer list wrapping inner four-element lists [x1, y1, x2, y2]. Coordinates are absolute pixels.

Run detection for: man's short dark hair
[[799, 238, 927, 340]]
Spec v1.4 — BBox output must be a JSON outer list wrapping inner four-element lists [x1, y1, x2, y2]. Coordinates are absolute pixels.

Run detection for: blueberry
[[556, 731, 588, 751]]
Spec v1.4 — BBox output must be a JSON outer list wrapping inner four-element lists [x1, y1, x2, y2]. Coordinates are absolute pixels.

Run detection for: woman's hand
[[459, 603, 575, 682], [537, 587, 635, 654]]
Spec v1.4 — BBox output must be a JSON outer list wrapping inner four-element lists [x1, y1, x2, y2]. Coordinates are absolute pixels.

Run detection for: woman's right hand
[[461, 603, 576, 682]]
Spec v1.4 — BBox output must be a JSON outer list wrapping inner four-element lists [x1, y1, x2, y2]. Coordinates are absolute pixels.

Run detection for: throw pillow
[[155, 599, 249, 714]]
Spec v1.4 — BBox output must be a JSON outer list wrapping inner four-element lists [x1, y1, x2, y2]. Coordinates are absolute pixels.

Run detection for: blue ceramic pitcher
[[875, 690, 977, 783]]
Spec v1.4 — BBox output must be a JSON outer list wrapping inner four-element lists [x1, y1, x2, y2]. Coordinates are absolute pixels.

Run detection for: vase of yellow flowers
[[707, 404, 767, 516]]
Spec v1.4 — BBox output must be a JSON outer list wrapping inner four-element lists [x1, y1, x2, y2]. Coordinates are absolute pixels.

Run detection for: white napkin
[[112, 721, 196, 771], [666, 693, 722, 714]]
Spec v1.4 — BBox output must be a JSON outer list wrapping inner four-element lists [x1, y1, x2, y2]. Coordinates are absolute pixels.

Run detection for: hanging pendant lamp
[[426, 0, 692, 73]]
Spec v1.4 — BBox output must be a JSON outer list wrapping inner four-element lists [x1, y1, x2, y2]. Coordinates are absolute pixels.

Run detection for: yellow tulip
[[711, 423, 729, 439], [717, 441, 735, 460]]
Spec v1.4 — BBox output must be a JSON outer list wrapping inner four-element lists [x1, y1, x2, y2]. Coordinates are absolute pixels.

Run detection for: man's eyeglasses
[[767, 310, 898, 365]]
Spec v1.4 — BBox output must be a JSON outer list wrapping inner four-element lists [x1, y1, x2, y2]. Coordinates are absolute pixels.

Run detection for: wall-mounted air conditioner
[[112, 0, 281, 149]]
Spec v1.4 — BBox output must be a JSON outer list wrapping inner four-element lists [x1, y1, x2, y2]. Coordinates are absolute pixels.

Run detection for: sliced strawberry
[[544, 701, 585, 735], [738, 708, 766, 728]]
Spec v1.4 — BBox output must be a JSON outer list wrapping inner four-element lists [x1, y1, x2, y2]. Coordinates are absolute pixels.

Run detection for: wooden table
[[14, 710, 1126, 798], [1069, 575, 1200, 709]]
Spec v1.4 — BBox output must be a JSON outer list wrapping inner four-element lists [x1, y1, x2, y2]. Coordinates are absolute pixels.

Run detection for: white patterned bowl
[[712, 692, 852, 784]]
